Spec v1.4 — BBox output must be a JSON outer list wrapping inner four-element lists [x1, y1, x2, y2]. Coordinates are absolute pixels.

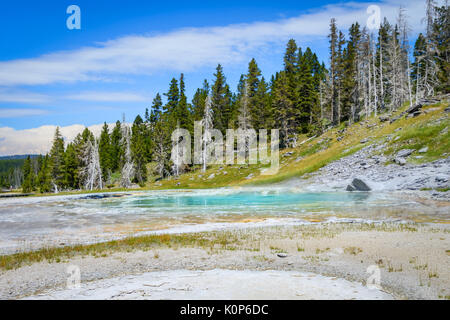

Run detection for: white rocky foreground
[[24, 269, 393, 300]]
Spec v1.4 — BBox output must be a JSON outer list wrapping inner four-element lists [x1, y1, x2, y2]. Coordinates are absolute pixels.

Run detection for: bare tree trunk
[[380, 37, 384, 109], [373, 39, 378, 116]]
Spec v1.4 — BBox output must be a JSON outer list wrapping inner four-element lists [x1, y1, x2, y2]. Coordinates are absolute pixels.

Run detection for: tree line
[[17, 1, 448, 193]]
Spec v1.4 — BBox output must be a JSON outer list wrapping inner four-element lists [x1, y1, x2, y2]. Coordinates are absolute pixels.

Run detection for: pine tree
[[297, 48, 317, 133], [99, 122, 112, 181], [150, 93, 163, 122], [211, 65, 232, 133], [254, 76, 272, 129], [272, 71, 295, 147], [191, 80, 209, 121], [37, 155, 52, 193], [245, 59, 264, 130], [22, 156, 34, 193], [64, 143, 79, 189], [164, 77, 180, 132], [175, 73, 192, 132], [434, 4, 450, 93], [49, 127, 65, 192], [131, 115, 148, 185], [110, 121, 122, 172]]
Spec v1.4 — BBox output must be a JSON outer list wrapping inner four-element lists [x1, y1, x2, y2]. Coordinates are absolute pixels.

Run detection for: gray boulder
[[418, 147, 428, 153], [347, 178, 371, 192], [405, 103, 422, 114], [352, 178, 371, 191]]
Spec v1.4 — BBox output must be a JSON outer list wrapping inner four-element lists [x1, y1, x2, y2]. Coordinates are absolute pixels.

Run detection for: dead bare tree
[[80, 138, 103, 191], [120, 123, 134, 188]]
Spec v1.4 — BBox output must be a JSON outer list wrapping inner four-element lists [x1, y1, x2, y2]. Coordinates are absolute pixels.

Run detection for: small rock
[[418, 147, 428, 153], [360, 138, 369, 144], [277, 253, 288, 258], [394, 157, 406, 166], [207, 174, 215, 179], [435, 176, 448, 183], [390, 115, 403, 123], [396, 149, 415, 158], [346, 184, 356, 192], [245, 174, 254, 180], [283, 152, 294, 157], [379, 115, 390, 122]]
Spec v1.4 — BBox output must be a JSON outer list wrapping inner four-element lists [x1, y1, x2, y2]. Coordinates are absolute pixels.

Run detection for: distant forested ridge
[[16, 1, 450, 194]]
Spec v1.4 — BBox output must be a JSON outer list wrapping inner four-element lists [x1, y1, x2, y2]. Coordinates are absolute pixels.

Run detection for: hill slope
[[148, 97, 449, 195]]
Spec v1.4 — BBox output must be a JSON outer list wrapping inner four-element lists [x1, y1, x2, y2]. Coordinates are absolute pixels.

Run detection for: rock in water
[[346, 184, 356, 192], [350, 178, 371, 191]]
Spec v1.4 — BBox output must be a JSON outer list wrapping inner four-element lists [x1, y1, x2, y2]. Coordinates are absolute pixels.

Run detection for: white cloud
[[0, 89, 50, 104], [0, 123, 116, 156], [66, 91, 148, 102], [0, 108, 48, 118], [0, 0, 431, 86]]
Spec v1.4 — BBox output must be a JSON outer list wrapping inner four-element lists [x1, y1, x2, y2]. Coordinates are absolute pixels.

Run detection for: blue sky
[[0, 0, 437, 155]]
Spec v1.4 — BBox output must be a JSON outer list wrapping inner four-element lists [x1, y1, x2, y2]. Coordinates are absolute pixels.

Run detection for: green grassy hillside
[[146, 101, 449, 190]]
